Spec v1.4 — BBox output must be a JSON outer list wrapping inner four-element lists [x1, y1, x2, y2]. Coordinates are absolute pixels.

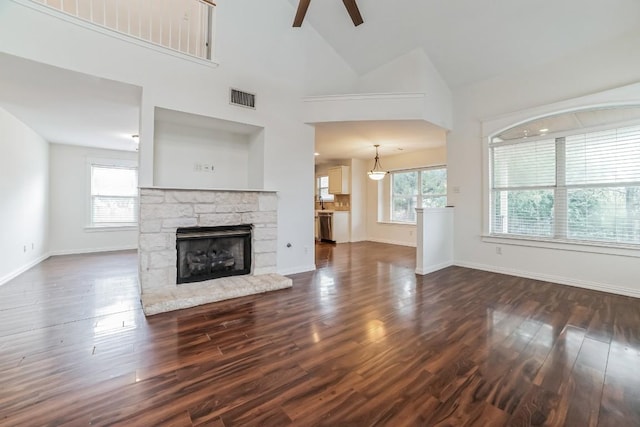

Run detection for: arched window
[[489, 106, 640, 246]]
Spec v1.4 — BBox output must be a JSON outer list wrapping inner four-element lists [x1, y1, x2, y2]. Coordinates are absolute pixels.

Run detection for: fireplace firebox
[[176, 225, 252, 284]]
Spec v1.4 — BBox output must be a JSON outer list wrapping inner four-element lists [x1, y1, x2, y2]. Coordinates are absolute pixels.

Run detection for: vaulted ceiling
[[290, 0, 640, 88], [2, 0, 639, 157], [299, 0, 640, 162]]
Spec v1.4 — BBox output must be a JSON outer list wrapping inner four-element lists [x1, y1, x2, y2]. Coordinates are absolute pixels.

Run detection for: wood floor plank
[[0, 243, 639, 426]]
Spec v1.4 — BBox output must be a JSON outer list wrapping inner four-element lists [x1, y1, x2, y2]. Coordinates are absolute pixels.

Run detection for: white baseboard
[[0, 253, 51, 286], [416, 261, 453, 276], [454, 260, 640, 299], [367, 238, 416, 248], [279, 264, 316, 276], [349, 237, 367, 243], [49, 245, 138, 256]]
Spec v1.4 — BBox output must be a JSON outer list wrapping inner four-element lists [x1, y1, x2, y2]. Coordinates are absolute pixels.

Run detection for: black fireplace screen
[[176, 225, 252, 284]]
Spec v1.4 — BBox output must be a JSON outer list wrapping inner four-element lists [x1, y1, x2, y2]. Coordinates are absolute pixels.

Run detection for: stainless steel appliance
[[317, 211, 334, 242]]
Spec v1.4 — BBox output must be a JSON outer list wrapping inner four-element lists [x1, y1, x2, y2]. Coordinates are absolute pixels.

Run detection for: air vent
[[230, 88, 256, 109]]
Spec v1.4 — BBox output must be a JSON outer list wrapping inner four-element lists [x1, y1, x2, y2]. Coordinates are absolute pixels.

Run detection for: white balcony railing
[[32, 0, 216, 60]]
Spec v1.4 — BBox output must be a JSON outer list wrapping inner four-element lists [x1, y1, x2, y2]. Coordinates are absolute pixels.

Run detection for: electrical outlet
[[495, 246, 502, 255], [23, 245, 27, 253], [194, 163, 202, 172], [31, 243, 34, 250]]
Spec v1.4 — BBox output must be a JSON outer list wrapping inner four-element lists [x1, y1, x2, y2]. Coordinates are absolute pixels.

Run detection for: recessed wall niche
[[153, 107, 265, 190]]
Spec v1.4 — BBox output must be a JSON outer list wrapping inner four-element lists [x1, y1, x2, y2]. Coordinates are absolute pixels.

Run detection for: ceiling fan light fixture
[[293, 0, 363, 27], [368, 144, 387, 181]]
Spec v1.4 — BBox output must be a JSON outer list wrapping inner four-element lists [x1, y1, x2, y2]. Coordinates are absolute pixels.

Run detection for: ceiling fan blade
[[342, 0, 363, 26], [293, 0, 311, 27]]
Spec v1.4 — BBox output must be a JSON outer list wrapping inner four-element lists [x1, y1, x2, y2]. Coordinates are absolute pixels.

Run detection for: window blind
[[565, 125, 640, 243], [490, 124, 640, 245], [566, 125, 640, 185], [90, 165, 138, 225], [492, 139, 556, 188]]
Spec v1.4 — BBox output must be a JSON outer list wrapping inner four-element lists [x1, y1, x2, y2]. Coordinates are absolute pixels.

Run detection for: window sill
[[482, 234, 640, 258], [85, 225, 138, 233], [377, 221, 416, 226]]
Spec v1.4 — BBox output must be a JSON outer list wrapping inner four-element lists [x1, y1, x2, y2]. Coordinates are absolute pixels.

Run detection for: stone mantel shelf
[[139, 186, 278, 193]]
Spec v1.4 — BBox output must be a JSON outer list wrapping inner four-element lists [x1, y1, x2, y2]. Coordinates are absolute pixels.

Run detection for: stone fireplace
[[138, 187, 292, 315]]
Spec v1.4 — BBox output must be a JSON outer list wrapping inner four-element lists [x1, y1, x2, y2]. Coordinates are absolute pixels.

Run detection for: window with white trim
[[316, 176, 334, 202], [89, 163, 138, 227], [490, 124, 640, 245], [391, 167, 447, 223]]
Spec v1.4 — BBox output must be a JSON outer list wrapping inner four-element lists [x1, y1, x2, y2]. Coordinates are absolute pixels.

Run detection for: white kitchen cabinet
[[328, 166, 350, 194], [333, 211, 350, 243]]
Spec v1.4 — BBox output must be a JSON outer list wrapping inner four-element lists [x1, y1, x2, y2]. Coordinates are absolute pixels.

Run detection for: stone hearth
[[138, 187, 292, 315]]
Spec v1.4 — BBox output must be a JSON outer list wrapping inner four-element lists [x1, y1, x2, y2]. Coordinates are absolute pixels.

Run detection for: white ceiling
[[3, 1, 639, 157], [290, 0, 640, 88], [297, 0, 640, 162], [0, 53, 141, 152], [314, 120, 446, 163]]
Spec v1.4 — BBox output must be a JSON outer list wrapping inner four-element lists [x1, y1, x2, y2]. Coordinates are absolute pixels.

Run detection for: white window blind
[[90, 165, 138, 226], [492, 139, 556, 188], [490, 124, 640, 245], [566, 126, 640, 185], [491, 139, 556, 237], [565, 126, 640, 243]]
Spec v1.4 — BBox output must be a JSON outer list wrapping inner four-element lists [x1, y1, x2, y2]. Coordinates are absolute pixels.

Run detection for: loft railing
[[32, 0, 216, 60]]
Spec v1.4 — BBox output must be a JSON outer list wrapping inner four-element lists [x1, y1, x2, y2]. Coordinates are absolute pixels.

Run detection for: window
[[317, 176, 334, 202], [490, 124, 640, 245], [391, 167, 447, 222], [90, 163, 138, 227]]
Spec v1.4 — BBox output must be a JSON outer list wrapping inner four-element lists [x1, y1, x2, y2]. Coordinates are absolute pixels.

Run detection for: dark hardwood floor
[[0, 242, 639, 426]]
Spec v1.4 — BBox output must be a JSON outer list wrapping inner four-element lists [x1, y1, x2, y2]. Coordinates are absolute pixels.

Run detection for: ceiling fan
[[293, 0, 364, 27]]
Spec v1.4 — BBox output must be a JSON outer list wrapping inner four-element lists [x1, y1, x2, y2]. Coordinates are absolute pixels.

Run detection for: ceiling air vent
[[230, 88, 256, 109]]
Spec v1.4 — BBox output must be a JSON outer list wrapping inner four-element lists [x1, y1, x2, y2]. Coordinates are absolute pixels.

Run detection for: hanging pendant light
[[368, 144, 387, 181]]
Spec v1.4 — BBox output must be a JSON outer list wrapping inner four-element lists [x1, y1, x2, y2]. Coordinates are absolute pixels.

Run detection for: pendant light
[[367, 144, 387, 181]]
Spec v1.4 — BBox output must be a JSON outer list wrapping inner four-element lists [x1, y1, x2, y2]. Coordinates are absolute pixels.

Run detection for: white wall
[[349, 159, 367, 242], [356, 48, 453, 130], [0, 107, 49, 285], [448, 29, 640, 296], [366, 147, 447, 247], [0, 0, 358, 275], [49, 143, 138, 255], [154, 121, 252, 190]]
